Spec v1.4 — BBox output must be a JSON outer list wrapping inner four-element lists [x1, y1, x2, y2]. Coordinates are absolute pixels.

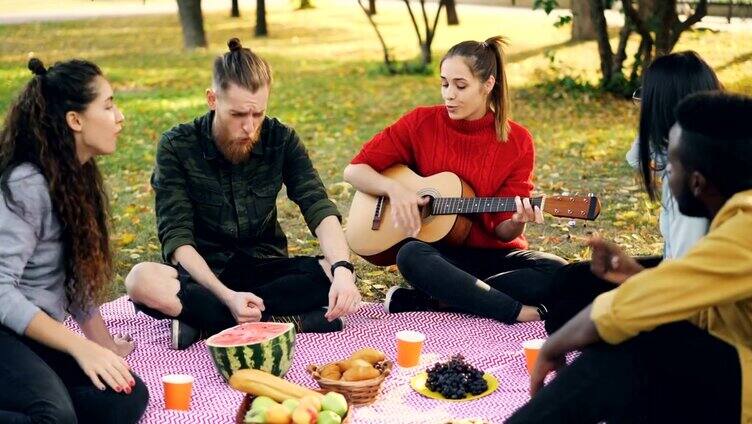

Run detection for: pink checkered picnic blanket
[[79, 296, 546, 423]]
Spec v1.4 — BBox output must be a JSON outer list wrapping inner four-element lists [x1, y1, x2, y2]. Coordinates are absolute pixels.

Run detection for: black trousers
[[136, 252, 331, 334], [396, 240, 568, 324], [0, 325, 149, 424], [543, 256, 662, 334], [506, 322, 742, 424]]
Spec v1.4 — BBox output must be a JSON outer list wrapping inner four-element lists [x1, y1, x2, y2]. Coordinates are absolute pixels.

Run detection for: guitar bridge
[[372, 196, 385, 230]]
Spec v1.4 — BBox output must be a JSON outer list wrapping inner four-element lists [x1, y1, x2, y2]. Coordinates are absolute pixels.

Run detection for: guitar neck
[[430, 196, 545, 215]]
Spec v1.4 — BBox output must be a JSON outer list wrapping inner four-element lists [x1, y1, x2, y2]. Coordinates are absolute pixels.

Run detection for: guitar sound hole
[[420, 195, 435, 219]]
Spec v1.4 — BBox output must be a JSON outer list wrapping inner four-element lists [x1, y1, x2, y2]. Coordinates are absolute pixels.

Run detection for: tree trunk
[[445, 0, 459, 25], [589, 0, 613, 82], [653, 0, 674, 56], [255, 0, 268, 37], [420, 42, 432, 65], [368, 0, 376, 15], [571, 0, 596, 40], [231, 0, 240, 17], [177, 0, 207, 49]]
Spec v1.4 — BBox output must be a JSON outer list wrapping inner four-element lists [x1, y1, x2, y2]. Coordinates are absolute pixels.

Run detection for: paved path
[[0, 0, 749, 32]]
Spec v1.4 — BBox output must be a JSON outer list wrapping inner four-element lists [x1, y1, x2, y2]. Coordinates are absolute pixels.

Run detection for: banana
[[230, 369, 324, 402]]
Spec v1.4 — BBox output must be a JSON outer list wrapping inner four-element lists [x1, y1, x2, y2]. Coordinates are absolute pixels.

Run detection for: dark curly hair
[[0, 58, 112, 310]]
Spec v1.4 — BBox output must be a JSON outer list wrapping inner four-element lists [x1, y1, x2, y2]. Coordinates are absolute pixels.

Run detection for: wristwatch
[[330, 260, 355, 276]]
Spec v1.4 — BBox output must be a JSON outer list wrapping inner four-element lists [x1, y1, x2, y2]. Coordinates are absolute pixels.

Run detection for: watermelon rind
[[206, 322, 296, 381]]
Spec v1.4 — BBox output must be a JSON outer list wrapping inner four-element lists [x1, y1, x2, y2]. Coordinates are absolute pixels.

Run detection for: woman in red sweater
[[343, 37, 567, 324]]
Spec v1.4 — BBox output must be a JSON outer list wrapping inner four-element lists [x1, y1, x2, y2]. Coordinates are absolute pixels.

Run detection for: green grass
[[1, 1, 751, 301]]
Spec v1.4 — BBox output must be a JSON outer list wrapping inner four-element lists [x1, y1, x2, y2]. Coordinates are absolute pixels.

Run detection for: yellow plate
[[410, 372, 499, 402]]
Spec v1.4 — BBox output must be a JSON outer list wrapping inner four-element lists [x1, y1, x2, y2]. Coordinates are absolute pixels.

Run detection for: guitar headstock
[[542, 194, 601, 221]]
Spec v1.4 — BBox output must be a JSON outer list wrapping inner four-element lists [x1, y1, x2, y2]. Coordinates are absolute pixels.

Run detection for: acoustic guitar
[[345, 165, 601, 266]]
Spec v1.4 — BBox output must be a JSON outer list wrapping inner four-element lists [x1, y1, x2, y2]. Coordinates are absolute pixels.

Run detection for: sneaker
[[170, 319, 202, 350], [383, 286, 433, 313], [536, 303, 549, 320], [268, 308, 345, 334]]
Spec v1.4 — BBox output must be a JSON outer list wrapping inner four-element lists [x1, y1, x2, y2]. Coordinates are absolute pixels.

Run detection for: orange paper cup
[[162, 374, 193, 411], [396, 330, 426, 367], [522, 339, 546, 374]]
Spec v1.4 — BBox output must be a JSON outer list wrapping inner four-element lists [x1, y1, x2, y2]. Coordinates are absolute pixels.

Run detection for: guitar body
[[346, 166, 473, 266]]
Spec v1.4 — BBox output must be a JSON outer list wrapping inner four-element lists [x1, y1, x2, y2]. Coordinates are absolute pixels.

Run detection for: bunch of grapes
[[425, 354, 488, 399]]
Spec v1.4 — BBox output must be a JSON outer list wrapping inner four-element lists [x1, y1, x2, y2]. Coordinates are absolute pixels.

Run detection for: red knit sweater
[[351, 105, 535, 250]]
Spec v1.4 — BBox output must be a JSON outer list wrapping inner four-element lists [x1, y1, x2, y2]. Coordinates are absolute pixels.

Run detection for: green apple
[[316, 410, 342, 424], [250, 396, 277, 414], [321, 392, 348, 417], [282, 398, 300, 414], [244, 410, 265, 423]]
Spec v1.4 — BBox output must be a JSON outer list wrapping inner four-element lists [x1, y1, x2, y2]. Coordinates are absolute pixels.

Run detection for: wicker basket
[[235, 392, 351, 424], [306, 360, 393, 405]]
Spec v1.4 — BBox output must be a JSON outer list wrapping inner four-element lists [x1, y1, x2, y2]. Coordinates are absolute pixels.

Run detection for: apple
[[291, 405, 318, 424], [316, 410, 342, 424], [321, 392, 348, 418], [282, 398, 300, 414]]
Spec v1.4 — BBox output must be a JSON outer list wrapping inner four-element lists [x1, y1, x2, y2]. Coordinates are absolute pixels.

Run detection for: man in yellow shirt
[[507, 91, 752, 424]]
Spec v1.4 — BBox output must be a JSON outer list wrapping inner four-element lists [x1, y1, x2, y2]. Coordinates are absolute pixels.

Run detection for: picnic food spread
[[207, 322, 296, 381], [231, 369, 349, 424]]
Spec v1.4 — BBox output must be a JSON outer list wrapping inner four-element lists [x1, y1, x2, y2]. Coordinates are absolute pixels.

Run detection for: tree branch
[[420, 0, 430, 40], [672, 0, 707, 48], [402, 0, 424, 46], [590, 0, 613, 81], [679, 0, 708, 30], [612, 15, 633, 75], [357, 0, 394, 69], [621, 0, 651, 41], [427, 0, 445, 45]]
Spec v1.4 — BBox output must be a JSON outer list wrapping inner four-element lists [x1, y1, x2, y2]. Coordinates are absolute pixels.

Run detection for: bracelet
[[330, 260, 355, 276]]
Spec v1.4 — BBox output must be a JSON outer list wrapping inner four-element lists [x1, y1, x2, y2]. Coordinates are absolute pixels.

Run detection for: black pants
[[506, 322, 742, 424], [0, 325, 149, 424], [396, 240, 567, 324], [137, 252, 331, 334], [543, 256, 662, 334]]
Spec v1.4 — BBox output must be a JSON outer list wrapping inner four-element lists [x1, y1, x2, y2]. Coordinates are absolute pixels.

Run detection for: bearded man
[[125, 38, 361, 350]]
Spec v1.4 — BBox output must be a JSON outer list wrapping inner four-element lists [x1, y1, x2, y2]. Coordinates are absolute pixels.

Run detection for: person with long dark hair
[[0, 58, 148, 423], [344, 37, 567, 324], [543, 51, 722, 334]]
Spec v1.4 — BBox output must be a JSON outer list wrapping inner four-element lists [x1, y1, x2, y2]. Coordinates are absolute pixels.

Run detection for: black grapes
[[425, 354, 488, 399]]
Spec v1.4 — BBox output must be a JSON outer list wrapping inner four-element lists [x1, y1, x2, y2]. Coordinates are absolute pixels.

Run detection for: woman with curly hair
[[0, 58, 148, 423]]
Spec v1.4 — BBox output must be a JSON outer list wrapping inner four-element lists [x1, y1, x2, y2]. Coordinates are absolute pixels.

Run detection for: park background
[[1, 0, 750, 302]]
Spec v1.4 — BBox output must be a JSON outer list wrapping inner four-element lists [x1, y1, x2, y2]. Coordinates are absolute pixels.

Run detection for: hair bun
[[28, 57, 47, 76], [227, 38, 243, 52]]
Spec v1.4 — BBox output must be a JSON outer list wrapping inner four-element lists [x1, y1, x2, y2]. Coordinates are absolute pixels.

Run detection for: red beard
[[217, 136, 255, 164]]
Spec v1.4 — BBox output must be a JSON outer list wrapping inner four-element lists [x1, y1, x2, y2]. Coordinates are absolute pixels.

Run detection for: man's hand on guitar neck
[[386, 181, 429, 238]]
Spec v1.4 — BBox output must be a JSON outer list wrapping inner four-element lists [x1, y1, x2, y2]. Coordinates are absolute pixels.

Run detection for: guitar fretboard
[[430, 196, 544, 215]]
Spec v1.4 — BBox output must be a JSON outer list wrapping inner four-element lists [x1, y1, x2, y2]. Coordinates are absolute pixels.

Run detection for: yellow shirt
[[592, 189, 752, 424]]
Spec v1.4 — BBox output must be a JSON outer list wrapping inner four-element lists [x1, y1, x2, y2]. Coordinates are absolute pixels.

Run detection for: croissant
[[350, 348, 386, 365], [320, 363, 342, 381], [342, 365, 381, 382], [337, 358, 372, 372]]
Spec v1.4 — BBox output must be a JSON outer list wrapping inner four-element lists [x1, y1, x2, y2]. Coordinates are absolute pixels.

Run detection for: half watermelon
[[206, 322, 296, 382]]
